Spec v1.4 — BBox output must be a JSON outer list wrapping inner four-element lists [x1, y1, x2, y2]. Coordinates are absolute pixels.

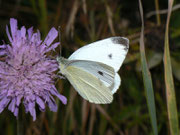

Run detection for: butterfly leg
[[56, 75, 66, 79]]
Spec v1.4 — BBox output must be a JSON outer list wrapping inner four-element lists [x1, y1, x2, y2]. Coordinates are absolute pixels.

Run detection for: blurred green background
[[0, 0, 180, 135]]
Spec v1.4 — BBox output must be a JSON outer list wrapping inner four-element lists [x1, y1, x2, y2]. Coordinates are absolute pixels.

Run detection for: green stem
[[17, 105, 24, 135], [155, 0, 161, 25]]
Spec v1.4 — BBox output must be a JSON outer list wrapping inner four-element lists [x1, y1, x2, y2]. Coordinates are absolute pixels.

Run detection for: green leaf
[[136, 50, 163, 71], [163, 0, 179, 134], [138, 0, 158, 135]]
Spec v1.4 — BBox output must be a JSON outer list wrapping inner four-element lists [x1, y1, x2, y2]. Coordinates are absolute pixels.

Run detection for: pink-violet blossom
[[0, 18, 67, 121]]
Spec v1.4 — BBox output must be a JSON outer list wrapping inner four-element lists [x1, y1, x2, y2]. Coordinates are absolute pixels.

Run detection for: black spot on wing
[[108, 54, 112, 59], [98, 71, 104, 76], [111, 37, 129, 51]]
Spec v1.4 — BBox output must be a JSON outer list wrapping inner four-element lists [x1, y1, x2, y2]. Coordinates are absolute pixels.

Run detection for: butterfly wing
[[60, 59, 116, 103], [68, 37, 129, 72], [64, 62, 113, 104], [66, 60, 115, 88], [110, 73, 121, 94], [66, 60, 121, 94]]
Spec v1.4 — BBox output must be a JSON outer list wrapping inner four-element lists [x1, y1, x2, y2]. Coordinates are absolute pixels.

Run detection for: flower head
[[0, 18, 67, 121]]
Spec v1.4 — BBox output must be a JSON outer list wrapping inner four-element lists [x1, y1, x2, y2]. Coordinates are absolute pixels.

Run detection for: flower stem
[[17, 105, 24, 135]]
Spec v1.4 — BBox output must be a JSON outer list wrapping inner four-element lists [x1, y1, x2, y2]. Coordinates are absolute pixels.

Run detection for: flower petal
[[36, 96, 45, 110], [0, 50, 7, 56], [45, 42, 59, 53], [57, 94, 67, 105], [6, 26, 12, 42], [47, 96, 57, 112], [44, 27, 58, 46], [16, 95, 23, 106], [20, 26, 26, 39], [8, 98, 16, 112], [28, 102, 36, 121], [0, 97, 10, 113], [10, 18, 18, 41], [27, 27, 33, 39], [14, 107, 19, 117], [50, 88, 67, 105]]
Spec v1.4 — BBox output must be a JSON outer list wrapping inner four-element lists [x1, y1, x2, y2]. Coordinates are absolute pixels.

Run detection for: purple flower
[[0, 18, 67, 121]]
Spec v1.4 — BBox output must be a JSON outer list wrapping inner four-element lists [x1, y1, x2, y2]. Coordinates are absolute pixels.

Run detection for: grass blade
[[138, 0, 158, 135], [38, 0, 48, 35], [164, 0, 179, 134]]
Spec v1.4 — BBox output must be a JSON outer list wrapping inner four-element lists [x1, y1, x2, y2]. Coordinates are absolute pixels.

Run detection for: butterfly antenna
[[58, 26, 62, 57]]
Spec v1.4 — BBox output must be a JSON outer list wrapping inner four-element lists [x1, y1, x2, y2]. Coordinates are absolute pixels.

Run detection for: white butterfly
[[57, 37, 129, 104]]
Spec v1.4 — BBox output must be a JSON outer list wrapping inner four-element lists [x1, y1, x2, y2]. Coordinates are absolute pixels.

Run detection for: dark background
[[0, 0, 180, 135]]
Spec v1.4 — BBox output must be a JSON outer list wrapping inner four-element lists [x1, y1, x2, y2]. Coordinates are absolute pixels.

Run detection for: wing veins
[[66, 66, 113, 103], [66, 60, 115, 87], [77, 76, 112, 102]]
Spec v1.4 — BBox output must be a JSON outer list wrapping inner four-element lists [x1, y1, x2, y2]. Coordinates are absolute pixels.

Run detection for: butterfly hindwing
[[64, 62, 113, 104], [65, 60, 115, 88], [110, 73, 121, 94]]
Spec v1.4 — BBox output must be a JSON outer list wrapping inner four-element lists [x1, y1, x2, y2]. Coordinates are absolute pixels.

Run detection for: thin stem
[[17, 105, 24, 135], [155, 0, 161, 25]]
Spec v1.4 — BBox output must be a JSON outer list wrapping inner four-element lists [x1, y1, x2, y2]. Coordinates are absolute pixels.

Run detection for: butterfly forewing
[[68, 37, 129, 72]]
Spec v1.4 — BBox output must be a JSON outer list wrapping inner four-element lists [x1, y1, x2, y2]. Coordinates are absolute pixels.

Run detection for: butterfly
[[57, 37, 129, 104]]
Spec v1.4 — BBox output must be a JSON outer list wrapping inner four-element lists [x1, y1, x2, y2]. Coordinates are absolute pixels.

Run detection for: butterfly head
[[56, 56, 68, 75]]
